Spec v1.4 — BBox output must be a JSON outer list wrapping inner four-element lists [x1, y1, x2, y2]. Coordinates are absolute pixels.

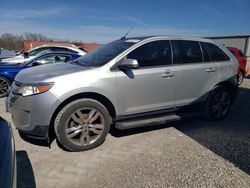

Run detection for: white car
[[1, 45, 87, 64]]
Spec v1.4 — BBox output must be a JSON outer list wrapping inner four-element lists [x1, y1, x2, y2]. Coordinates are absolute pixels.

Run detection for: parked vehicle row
[[0, 51, 82, 97], [0, 44, 87, 64], [6, 36, 238, 152], [0, 49, 16, 60]]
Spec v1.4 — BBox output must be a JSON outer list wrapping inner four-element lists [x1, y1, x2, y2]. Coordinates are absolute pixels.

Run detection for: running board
[[115, 114, 181, 130]]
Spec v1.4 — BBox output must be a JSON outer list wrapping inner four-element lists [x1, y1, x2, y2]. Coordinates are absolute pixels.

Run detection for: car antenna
[[121, 26, 134, 40]]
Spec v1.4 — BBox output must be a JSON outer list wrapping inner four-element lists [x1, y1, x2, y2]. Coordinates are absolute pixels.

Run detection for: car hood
[[0, 62, 22, 67], [15, 63, 93, 83], [2, 55, 32, 64]]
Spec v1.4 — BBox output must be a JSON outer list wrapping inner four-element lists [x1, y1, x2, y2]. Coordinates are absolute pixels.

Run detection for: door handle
[[206, 68, 216, 73], [162, 70, 174, 78]]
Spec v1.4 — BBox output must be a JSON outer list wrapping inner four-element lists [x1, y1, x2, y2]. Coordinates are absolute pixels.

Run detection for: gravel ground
[[0, 79, 250, 188]]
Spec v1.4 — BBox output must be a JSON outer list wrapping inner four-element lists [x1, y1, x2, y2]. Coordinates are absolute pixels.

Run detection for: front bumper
[[6, 83, 61, 140]]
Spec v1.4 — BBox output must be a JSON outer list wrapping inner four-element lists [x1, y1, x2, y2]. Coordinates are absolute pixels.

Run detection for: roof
[[207, 34, 250, 39], [37, 51, 81, 56], [124, 35, 213, 43]]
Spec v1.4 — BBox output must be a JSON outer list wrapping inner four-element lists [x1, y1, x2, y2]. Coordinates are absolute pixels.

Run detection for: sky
[[0, 0, 249, 43]]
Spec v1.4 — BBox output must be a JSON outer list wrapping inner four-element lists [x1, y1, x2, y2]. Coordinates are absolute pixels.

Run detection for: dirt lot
[[1, 78, 250, 188]]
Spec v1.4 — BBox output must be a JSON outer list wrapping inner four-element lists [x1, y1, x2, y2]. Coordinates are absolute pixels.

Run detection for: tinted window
[[28, 55, 71, 66], [51, 47, 77, 54], [127, 40, 172, 67], [239, 50, 245, 57], [206, 43, 230, 61], [200, 42, 213, 62], [172, 40, 202, 64]]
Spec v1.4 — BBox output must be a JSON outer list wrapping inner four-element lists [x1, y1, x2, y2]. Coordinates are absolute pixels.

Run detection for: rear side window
[[239, 50, 245, 57], [127, 40, 172, 67], [172, 40, 202, 64], [200, 42, 213, 62], [206, 43, 230, 61], [51, 47, 77, 54]]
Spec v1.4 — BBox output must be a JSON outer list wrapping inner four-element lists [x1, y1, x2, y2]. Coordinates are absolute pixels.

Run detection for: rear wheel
[[54, 98, 111, 152], [238, 71, 244, 85], [0, 77, 10, 98], [204, 86, 232, 120]]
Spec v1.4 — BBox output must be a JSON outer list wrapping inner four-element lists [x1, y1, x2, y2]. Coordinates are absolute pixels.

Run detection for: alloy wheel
[[211, 90, 231, 118], [238, 72, 244, 85], [0, 77, 10, 97], [65, 108, 105, 146]]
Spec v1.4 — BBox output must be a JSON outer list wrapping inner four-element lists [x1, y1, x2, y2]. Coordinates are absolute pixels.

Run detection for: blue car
[[0, 117, 16, 188], [0, 52, 81, 97]]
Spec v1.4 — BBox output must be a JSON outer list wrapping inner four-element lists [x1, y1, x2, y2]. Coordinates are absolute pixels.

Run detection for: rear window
[[206, 43, 230, 61], [51, 47, 77, 54], [172, 40, 202, 64]]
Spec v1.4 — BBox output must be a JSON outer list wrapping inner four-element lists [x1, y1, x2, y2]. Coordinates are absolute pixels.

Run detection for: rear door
[[205, 42, 232, 82], [172, 40, 220, 106]]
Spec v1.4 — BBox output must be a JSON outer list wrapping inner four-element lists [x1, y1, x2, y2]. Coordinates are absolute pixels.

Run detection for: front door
[[116, 40, 177, 116]]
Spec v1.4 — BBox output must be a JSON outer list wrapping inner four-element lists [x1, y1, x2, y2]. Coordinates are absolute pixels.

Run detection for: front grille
[[8, 81, 22, 105]]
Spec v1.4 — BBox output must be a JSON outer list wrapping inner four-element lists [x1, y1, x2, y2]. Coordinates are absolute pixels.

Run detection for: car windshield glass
[[239, 50, 245, 57], [73, 40, 135, 67], [28, 48, 49, 56]]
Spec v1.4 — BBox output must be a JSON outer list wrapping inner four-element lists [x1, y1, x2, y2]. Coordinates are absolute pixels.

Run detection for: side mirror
[[23, 52, 29, 58], [118, 59, 139, 69]]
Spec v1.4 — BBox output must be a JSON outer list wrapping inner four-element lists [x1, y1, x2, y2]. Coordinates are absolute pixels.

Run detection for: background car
[[0, 48, 16, 60], [0, 44, 87, 64], [0, 116, 16, 188], [0, 51, 82, 97], [227, 47, 247, 85]]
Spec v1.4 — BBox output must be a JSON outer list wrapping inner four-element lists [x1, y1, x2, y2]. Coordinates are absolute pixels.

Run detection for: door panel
[[175, 63, 219, 106], [116, 40, 176, 116], [116, 66, 177, 115]]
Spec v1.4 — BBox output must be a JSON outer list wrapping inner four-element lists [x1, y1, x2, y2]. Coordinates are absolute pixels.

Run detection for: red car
[[227, 47, 247, 85]]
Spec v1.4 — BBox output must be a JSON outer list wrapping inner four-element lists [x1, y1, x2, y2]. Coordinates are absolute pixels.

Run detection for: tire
[[204, 86, 232, 121], [0, 76, 10, 98], [54, 98, 111, 152], [238, 71, 244, 85]]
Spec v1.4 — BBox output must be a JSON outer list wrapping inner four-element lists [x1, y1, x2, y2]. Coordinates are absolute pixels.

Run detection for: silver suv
[[6, 36, 238, 151]]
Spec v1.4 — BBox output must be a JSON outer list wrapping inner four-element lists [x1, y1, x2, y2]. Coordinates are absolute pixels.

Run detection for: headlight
[[17, 83, 54, 96]]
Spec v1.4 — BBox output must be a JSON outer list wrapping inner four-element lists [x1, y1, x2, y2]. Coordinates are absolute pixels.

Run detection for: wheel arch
[[210, 80, 238, 99], [48, 92, 116, 141]]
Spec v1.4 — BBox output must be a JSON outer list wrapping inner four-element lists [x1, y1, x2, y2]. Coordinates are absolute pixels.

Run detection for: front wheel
[[204, 86, 232, 120], [54, 99, 111, 152], [0, 77, 10, 98]]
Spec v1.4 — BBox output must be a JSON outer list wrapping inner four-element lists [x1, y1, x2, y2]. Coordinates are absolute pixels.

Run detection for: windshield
[[73, 40, 135, 67]]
